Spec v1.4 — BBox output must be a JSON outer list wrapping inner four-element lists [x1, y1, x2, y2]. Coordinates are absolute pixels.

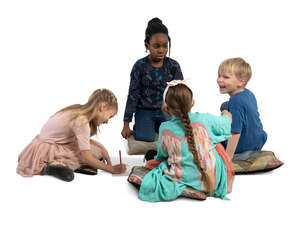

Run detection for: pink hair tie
[[162, 78, 191, 106]]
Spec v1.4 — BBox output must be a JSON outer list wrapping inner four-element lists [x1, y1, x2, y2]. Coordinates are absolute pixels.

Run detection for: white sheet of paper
[[110, 156, 144, 176]]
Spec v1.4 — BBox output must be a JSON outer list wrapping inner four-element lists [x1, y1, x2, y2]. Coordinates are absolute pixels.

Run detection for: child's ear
[[145, 42, 149, 51], [192, 99, 195, 107], [239, 79, 247, 87], [99, 102, 108, 112]]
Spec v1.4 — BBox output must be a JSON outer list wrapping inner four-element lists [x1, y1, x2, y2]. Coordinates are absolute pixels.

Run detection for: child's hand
[[110, 164, 127, 174], [121, 122, 131, 139], [146, 159, 165, 170], [221, 110, 232, 123]]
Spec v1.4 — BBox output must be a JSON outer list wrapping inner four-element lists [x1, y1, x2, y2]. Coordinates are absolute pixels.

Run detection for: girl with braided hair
[[138, 80, 234, 202], [121, 17, 183, 142], [17, 89, 126, 182]]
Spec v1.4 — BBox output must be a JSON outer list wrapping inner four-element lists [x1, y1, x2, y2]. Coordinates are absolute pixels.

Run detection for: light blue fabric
[[138, 112, 231, 202]]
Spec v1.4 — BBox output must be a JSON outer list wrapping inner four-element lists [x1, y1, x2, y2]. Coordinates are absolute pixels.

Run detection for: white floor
[[3, 137, 296, 225]]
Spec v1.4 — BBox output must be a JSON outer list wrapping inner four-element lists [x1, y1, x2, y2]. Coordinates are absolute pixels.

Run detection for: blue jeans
[[134, 108, 167, 142]]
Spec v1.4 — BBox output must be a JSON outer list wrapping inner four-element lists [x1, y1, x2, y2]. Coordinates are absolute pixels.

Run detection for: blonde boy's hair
[[218, 57, 252, 84]]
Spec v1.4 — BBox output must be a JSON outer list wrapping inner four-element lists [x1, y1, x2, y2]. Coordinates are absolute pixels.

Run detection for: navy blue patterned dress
[[124, 56, 184, 122]]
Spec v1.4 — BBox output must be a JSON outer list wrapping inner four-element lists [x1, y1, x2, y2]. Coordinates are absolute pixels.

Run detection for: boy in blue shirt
[[217, 57, 267, 159]]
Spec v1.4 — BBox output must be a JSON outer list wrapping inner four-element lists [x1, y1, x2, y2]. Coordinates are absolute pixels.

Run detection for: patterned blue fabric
[[123, 56, 183, 122], [228, 88, 267, 153]]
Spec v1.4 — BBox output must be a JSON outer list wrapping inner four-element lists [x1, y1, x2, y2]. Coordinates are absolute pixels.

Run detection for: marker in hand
[[119, 150, 122, 165]]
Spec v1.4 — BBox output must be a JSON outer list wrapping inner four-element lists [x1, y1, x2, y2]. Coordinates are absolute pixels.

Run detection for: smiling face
[[217, 69, 246, 97], [145, 33, 169, 63], [92, 102, 117, 126]]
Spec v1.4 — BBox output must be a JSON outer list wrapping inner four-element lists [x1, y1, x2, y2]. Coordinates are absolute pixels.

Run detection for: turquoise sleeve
[[207, 114, 232, 144]]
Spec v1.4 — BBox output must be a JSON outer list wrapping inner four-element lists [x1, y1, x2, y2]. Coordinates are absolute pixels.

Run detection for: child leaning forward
[[17, 89, 126, 181]]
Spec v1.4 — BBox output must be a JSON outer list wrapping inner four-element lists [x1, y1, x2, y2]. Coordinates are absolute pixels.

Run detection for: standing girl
[[138, 80, 234, 202], [121, 17, 184, 142], [17, 89, 126, 182]]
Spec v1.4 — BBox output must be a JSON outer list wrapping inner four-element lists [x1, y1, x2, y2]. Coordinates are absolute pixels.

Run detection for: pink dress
[[17, 111, 103, 177]]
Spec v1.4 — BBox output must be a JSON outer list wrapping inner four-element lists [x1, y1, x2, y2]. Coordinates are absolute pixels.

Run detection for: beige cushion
[[127, 133, 158, 155]]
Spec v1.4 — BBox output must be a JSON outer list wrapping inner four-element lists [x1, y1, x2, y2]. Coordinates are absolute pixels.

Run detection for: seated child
[[121, 17, 183, 142], [138, 80, 234, 202], [17, 89, 126, 181], [217, 57, 267, 159]]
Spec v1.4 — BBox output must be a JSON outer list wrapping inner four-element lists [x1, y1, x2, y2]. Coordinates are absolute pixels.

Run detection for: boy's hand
[[221, 110, 232, 123]]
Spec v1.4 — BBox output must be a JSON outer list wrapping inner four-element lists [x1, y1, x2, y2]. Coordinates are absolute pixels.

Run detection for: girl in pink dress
[[17, 89, 126, 181]]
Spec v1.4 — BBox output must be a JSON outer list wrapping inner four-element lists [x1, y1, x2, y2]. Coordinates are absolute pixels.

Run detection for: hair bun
[[148, 17, 163, 26]]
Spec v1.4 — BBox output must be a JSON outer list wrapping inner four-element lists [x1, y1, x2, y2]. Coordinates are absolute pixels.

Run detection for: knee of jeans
[[220, 101, 229, 112], [135, 133, 156, 142]]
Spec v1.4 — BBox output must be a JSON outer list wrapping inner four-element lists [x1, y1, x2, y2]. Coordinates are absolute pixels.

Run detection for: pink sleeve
[[72, 116, 91, 151]]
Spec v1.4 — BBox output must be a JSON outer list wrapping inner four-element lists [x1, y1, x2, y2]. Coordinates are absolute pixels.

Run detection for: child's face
[[217, 69, 245, 97], [146, 33, 168, 63], [93, 103, 117, 126]]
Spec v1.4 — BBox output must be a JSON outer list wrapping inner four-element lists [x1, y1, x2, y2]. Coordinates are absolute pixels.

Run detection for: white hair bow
[[162, 78, 191, 105]]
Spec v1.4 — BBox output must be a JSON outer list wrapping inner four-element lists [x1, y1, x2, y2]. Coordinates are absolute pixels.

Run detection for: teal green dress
[[138, 112, 232, 202]]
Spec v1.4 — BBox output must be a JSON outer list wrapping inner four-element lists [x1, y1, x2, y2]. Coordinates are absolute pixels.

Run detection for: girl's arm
[[72, 117, 124, 173], [79, 150, 126, 174], [123, 64, 141, 124], [90, 139, 112, 166], [122, 64, 141, 139], [225, 132, 240, 159]]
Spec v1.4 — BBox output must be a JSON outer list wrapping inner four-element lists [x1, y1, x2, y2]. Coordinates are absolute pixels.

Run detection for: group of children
[[17, 18, 267, 202]]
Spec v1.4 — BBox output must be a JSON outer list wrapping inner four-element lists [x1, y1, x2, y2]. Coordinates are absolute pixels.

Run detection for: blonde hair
[[57, 89, 118, 136], [164, 84, 213, 195], [218, 57, 252, 84]]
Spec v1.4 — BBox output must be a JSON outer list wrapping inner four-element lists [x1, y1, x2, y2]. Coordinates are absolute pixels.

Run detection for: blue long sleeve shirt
[[123, 56, 183, 122]]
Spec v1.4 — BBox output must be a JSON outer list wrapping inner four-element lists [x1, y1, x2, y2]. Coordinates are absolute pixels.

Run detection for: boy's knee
[[220, 101, 229, 112]]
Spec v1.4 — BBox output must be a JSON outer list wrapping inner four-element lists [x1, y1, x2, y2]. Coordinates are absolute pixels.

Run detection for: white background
[[1, 0, 299, 224]]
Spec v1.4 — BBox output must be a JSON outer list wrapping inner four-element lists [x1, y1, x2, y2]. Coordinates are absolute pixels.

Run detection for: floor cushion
[[127, 132, 158, 155], [127, 166, 207, 200], [233, 150, 283, 174]]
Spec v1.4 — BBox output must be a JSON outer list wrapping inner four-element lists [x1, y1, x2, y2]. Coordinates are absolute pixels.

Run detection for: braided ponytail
[[165, 84, 213, 195], [179, 112, 213, 194]]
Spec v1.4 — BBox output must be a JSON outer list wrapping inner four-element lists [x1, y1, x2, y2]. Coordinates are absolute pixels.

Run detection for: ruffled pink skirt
[[17, 136, 103, 177]]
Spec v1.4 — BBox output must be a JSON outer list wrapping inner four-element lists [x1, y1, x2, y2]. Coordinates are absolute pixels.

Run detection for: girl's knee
[[135, 133, 156, 142]]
